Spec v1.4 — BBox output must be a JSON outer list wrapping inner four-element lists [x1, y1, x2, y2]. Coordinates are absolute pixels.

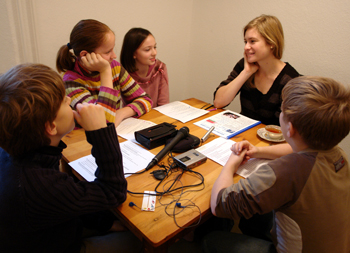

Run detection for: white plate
[[257, 128, 285, 143]]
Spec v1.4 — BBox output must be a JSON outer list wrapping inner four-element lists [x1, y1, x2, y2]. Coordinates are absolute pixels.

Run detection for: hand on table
[[224, 149, 248, 174], [114, 107, 136, 127], [231, 140, 259, 164]]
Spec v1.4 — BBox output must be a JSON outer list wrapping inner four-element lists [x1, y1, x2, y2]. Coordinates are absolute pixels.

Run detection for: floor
[[168, 238, 202, 252]]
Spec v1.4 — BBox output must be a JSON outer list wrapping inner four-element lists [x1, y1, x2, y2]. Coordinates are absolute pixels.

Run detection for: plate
[[257, 128, 285, 143]]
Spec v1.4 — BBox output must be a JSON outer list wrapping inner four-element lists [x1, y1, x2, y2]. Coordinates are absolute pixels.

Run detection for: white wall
[[0, 1, 23, 70], [1, 0, 349, 155], [187, 0, 350, 154], [31, 0, 194, 103]]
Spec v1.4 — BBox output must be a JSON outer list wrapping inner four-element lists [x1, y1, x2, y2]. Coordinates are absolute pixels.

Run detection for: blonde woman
[[214, 14, 300, 126]]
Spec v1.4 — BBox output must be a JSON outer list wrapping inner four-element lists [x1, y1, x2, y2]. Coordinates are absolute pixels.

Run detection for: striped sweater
[[63, 60, 153, 122]]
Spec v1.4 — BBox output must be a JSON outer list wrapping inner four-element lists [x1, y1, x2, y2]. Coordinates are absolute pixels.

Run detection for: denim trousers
[[201, 212, 276, 253], [202, 231, 276, 253], [80, 229, 142, 253]]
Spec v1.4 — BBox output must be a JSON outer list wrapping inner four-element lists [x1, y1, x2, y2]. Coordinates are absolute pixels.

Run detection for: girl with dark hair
[[120, 28, 169, 107]]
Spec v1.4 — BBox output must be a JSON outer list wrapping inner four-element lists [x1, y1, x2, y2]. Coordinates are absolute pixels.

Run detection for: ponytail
[[56, 19, 112, 73], [56, 44, 76, 73]]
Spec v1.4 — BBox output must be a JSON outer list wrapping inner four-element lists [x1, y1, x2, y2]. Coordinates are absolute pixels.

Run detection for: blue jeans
[[239, 212, 274, 242], [202, 231, 276, 253], [80, 229, 142, 253]]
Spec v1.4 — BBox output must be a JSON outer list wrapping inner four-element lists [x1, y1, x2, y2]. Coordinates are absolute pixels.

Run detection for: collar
[[36, 141, 67, 156], [23, 141, 67, 168]]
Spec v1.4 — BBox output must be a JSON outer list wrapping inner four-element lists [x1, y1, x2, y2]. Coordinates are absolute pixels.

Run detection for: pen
[[201, 126, 215, 142], [208, 108, 217, 112], [203, 104, 214, 110]]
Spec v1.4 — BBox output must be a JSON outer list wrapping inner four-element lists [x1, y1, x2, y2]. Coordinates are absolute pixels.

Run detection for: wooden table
[[61, 98, 272, 252]]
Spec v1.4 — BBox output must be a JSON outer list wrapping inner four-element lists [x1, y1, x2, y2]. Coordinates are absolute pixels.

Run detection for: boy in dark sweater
[[0, 63, 141, 252]]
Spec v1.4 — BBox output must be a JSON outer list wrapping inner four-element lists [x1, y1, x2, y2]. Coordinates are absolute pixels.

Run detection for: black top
[[214, 58, 300, 125], [0, 123, 127, 252]]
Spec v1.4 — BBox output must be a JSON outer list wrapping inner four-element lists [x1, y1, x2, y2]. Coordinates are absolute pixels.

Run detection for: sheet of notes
[[116, 118, 156, 142], [196, 137, 269, 178], [69, 141, 154, 181], [154, 101, 209, 123]]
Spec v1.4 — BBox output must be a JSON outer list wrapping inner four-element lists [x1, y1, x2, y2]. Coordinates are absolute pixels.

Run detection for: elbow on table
[[210, 205, 217, 216], [213, 99, 225, 109], [114, 192, 127, 207]]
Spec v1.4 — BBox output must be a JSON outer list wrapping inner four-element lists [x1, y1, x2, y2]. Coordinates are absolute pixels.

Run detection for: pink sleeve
[[157, 63, 170, 106]]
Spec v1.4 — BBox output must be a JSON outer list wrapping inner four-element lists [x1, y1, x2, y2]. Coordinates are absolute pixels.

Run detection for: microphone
[[201, 126, 215, 143], [176, 203, 184, 208], [145, 127, 189, 170], [129, 202, 141, 209]]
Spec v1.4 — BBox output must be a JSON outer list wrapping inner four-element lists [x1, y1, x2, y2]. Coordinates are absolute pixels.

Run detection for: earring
[[271, 46, 273, 49]]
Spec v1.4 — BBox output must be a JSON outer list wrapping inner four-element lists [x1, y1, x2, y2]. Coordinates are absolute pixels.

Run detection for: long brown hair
[[120, 27, 152, 73], [56, 19, 112, 73]]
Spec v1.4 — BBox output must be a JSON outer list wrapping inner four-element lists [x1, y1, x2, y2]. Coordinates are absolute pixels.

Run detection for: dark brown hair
[[120, 27, 152, 73], [282, 76, 350, 150], [0, 63, 65, 157], [56, 19, 112, 73]]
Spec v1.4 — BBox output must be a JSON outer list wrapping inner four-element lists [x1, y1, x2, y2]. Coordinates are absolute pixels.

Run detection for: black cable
[[126, 151, 205, 228]]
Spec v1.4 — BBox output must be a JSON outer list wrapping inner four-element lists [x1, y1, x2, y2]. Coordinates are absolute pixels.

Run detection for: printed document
[[154, 101, 208, 123], [116, 117, 156, 142], [69, 141, 154, 181], [194, 110, 261, 139], [196, 137, 269, 178]]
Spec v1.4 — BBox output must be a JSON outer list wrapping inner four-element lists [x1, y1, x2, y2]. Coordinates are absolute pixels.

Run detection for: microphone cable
[[127, 152, 205, 196], [126, 152, 205, 228]]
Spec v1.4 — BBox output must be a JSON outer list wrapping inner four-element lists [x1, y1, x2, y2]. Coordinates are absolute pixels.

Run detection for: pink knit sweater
[[130, 59, 169, 107]]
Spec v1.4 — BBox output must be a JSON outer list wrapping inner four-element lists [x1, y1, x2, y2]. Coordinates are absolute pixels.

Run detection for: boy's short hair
[[282, 76, 350, 150], [0, 63, 65, 157]]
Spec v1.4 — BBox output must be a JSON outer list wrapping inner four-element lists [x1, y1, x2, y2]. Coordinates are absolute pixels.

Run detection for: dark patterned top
[[214, 58, 300, 125]]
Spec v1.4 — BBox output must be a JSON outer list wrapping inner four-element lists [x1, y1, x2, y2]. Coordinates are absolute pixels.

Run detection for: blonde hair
[[282, 76, 350, 150], [244, 14, 284, 59]]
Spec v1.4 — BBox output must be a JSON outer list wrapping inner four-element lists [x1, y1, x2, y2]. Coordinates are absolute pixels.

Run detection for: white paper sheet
[[154, 101, 209, 123], [196, 138, 269, 178], [69, 141, 155, 181], [235, 158, 269, 178], [196, 138, 236, 166], [116, 118, 156, 142]]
